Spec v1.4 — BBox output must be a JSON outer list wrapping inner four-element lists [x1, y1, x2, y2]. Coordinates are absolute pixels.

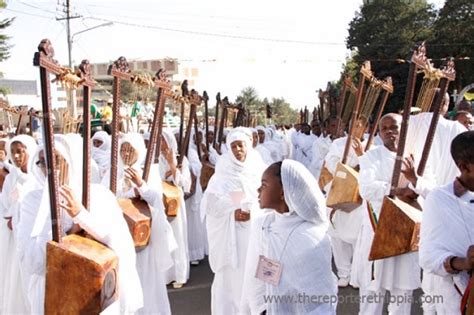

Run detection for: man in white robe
[[419, 131, 474, 315], [357, 113, 435, 314], [297, 123, 316, 169], [405, 91, 467, 313]]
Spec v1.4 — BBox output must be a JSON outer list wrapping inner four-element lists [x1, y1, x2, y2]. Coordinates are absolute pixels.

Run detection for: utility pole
[[57, 0, 81, 117]]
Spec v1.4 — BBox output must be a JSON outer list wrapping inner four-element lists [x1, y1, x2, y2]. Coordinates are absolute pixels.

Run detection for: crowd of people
[[0, 91, 473, 314]]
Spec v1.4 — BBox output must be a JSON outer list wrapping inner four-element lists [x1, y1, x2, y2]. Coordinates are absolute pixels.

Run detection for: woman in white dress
[[201, 129, 266, 314], [101, 132, 176, 314], [16, 136, 144, 313], [2, 135, 38, 313], [160, 129, 191, 288]]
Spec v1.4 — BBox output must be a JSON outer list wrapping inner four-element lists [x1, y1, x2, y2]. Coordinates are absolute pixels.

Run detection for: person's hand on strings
[[59, 185, 84, 218], [401, 154, 417, 186], [234, 209, 250, 222], [351, 136, 364, 157], [125, 166, 143, 188]]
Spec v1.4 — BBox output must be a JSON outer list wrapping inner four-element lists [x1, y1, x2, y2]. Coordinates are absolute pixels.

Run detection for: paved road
[[168, 258, 424, 315]]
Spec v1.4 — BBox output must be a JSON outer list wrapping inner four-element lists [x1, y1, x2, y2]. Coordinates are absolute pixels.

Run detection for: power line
[[83, 16, 345, 46], [82, 16, 474, 48], [17, 1, 57, 15], [4, 8, 55, 19]]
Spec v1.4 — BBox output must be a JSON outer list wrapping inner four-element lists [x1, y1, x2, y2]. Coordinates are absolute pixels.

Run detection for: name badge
[[255, 255, 282, 286]]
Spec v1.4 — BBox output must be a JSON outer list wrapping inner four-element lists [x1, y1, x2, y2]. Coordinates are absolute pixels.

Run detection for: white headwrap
[[281, 159, 328, 226], [255, 126, 267, 143], [91, 131, 111, 172], [30, 137, 78, 237], [1, 135, 38, 217], [120, 132, 147, 167], [6, 135, 38, 174]]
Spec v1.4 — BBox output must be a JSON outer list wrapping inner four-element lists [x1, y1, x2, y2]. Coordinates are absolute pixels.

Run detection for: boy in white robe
[[419, 130, 474, 314], [241, 159, 338, 314], [324, 119, 366, 288]]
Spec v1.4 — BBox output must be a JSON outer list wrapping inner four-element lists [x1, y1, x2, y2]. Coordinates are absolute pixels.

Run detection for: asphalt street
[[168, 258, 424, 315]]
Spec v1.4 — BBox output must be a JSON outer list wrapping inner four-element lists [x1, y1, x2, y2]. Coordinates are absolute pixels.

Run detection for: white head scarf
[[30, 137, 79, 237], [119, 132, 146, 167], [255, 126, 266, 143], [205, 129, 266, 200], [281, 159, 328, 227], [91, 131, 111, 171], [1, 135, 39, 216], [6, 134, 38, 175]]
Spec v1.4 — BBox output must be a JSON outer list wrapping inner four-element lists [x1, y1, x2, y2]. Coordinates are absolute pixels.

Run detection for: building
[[89, 58, 180, 101], [0, 79, 67, 109]]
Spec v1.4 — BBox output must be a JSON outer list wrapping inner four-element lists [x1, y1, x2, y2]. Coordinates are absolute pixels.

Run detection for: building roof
[[0, 79, 37, 95]]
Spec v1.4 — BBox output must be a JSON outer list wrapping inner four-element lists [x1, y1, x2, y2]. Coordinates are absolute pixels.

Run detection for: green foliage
[[430, 0, 474, 92], [235, 86, 299, 125], [120, 70, 157, 102], [346, 0, 436, 112], [0, 0, 14, 64]]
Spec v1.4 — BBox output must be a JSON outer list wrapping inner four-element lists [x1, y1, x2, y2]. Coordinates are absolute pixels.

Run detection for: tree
[[119, 70, 156, 102], [269, 97, 299, 125], [234, 87, 299, 125], [346, 0, 436, 112], [0, 0, 13, 63], [0, 0, 14, 95], [430, 0, 474, 93]]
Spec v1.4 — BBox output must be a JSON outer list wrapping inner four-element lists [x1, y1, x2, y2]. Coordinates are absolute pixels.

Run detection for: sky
[[1, 0, 445, 109]]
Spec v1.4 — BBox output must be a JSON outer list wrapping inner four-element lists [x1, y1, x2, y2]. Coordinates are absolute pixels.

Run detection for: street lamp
[[67, 21, 113, 116], [71, 22, 114, 44]]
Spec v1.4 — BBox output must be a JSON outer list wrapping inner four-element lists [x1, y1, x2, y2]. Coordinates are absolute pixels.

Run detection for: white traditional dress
[[241, 159, 338, 314], [255, 126, 275, 165], [16, 138, 144, 314], [201, 129, 266, 314], [420, 180, 474, 314], [2, 135, 38, 314], [308, 135, 332, 179], [160, 129, 191, 285], [186, 133, 208, 262], [102, 132, 175, 314], [406, 112, 466, 313], [356, 145, 433, 314], [324, 136, 366, 283]]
